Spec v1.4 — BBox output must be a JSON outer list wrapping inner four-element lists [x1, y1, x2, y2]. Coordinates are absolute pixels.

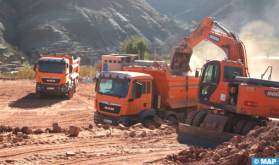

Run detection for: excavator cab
[[198, 60, 245, 107]]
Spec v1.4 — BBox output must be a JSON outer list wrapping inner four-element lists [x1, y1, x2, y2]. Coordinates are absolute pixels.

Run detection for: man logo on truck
[[46, 79, 56, 83], [104, 106, 114, 111]]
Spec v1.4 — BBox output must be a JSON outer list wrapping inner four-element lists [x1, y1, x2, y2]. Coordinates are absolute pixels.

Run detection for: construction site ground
[[0, 80, 192, 165]]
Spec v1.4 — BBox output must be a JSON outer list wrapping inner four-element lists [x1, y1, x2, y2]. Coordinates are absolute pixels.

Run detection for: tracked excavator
[[173, 17, 279, 148]]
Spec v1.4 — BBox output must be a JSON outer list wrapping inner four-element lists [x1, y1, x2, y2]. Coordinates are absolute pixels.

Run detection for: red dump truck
[[94, 64, 202, 127], [33, 53, 80, 99]]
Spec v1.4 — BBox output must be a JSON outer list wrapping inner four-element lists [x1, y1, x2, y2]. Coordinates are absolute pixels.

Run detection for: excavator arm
[[171, 17, 249, 77]]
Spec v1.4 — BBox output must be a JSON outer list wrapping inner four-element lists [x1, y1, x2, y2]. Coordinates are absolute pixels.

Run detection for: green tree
[[119, 35, 147, 60]]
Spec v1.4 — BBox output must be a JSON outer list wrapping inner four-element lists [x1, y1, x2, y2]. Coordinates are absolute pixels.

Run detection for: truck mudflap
[[177, 123, 237, 148]]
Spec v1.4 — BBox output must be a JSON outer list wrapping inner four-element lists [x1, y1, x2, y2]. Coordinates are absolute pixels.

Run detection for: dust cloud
[[240, 20, 279, 81], [189, 40, 224, 72]]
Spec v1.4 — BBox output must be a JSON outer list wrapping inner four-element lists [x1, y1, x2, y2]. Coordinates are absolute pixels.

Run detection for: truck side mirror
[[195, 70, 199, 78], [134, 82, 142, 99], [95, 78, 99, 92], [69, 65, 72, 73], [33, 63, 37, 71]]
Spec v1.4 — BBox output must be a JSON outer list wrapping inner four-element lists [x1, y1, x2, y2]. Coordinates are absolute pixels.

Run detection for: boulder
[[212, 154, 220, 161], [131, 123, 143, 129], [264, 146, 277, 155], [44, 128, 51, 133], [103, 124, 110, 129], [21, 126, 29, 134], [69, 126, 80, 136], [52, 123, 61, 133], [6, 126, 13, 132], [97, 124, 103, 128], [232, 154, 240, 165], [12, 137, 18, 143], [34, 129, 44, 134], [117, 124, 128, 130], [140, 131, 147, 137], [199, 152, 207, 158], [13, 127, 21, 134], [129, 131, 136, 137], [149, 125, 155, 130], [89, 124, 93, 129]]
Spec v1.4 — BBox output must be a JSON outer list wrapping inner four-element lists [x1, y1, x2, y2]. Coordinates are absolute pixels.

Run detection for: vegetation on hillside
[[119, 35, 148, 60]]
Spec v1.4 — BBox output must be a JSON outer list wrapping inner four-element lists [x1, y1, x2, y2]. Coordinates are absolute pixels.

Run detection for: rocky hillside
[[0, 0, 188, 60], [146, 0, 279, 38]]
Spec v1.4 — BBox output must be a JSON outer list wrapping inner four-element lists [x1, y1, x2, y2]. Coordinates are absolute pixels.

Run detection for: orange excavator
[[175, 17, 279, 148]]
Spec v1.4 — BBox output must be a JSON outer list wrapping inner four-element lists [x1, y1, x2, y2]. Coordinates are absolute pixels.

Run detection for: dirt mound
[[156, 125, 279, 165]]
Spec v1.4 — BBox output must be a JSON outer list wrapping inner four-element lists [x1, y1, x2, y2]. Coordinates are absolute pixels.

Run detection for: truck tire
[[36, 92, 44, 99], [166, 116, 177, 126], [66, 87, 74, 99], [185, 110, 199, 125], [242, 121, 258, 135], [192, 112, 207, 127], [234, 120, 248, 134], [74, 79, 78, 93], [142, 119, 155, 128]]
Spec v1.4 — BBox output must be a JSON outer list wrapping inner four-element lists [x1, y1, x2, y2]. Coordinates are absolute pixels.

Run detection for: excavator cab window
[[200, 62, 220, 100], [223, 66, 242, 80]]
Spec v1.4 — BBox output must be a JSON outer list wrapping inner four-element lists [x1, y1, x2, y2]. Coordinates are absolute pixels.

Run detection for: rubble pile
[[163, 126, 279, 165]]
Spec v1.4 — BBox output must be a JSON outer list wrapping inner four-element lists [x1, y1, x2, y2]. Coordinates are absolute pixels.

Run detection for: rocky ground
[[0, 80, 192, 164], [154, 125, 279, 165]]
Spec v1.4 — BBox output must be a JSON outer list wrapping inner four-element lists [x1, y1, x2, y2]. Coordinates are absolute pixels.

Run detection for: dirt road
[[0, 80, 191, 164]]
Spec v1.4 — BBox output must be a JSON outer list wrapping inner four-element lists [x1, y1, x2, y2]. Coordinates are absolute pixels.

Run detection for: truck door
[[130, 80, 148, 115], [199, 61, 220, 101]]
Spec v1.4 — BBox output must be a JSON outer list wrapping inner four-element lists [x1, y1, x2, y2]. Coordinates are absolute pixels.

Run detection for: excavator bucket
[[170, 46, 193, 73], [177, 112, 237, 148], [177, 124, 236, 148]]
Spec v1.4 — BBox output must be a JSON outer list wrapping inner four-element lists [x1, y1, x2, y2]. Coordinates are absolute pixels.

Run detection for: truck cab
[[34, 54, 80, 99], [94, 71, 155, 127]]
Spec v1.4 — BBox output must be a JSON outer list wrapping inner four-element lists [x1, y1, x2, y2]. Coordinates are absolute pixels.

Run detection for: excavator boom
[[171, 17, 249, 77]]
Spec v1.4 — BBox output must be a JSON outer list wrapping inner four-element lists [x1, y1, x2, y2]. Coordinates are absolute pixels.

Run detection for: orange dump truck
[[33, 54, 80, 99], [94, 65, 200, 127]]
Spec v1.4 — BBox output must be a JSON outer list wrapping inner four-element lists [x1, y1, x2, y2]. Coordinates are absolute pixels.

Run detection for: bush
[[79, 65, 96, 77], [17, 62, 36, 79]]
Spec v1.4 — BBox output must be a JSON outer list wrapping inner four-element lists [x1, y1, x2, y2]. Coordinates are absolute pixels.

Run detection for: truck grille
[[99, 101, 121, 114], [42, 77, 61, 84]]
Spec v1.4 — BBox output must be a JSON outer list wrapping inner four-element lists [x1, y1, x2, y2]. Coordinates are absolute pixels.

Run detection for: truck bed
[[123, 67, 199, 109]]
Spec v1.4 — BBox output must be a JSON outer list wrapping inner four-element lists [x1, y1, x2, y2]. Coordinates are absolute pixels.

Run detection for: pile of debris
[[162, 126, 279, 165]]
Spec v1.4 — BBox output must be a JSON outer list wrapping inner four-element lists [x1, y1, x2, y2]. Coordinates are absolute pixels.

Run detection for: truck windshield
[[98, 79, 130, 98], [39, 62, 65, 73]]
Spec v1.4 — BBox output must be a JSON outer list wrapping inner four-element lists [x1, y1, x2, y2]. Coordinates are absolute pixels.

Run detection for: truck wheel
[[142, 119, 155, 128], [242, 121, 258, 135], [185, 110, 199, 125], [36, 92, 44, 99], [234, 120, 248, 134], [66, 87, 74, 99], [166, 116, 177, 126], [74, 79, 78, 93], [192, 112, 207, 127]]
